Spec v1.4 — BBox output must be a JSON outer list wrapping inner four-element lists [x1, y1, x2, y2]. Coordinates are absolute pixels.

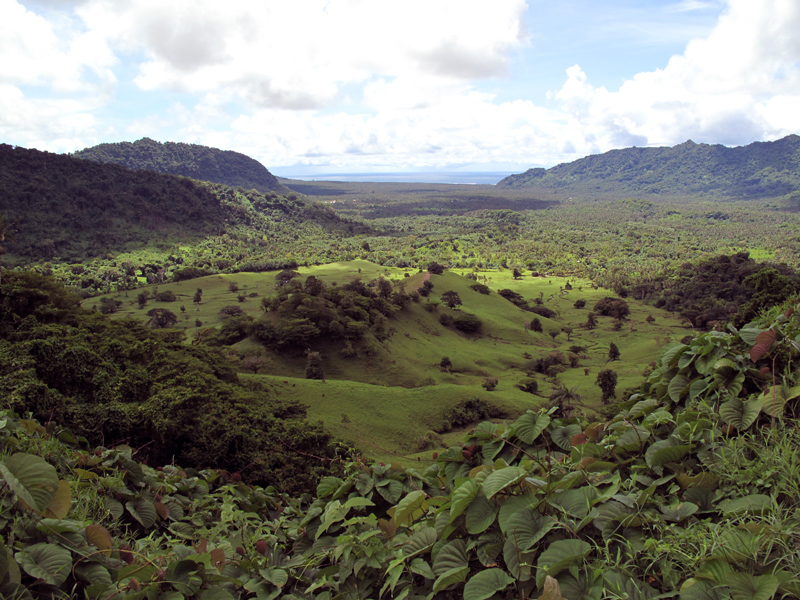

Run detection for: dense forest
[[498, 135, 800, 201], [73, 138, 288, 194], [2, 137, 800, 598]]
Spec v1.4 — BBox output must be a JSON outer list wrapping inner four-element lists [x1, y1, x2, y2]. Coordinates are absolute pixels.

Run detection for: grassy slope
[[85, 261, 687, 462]]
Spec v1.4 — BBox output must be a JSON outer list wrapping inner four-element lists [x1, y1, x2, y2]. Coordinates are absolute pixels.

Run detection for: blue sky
[[2, 0, 799, 178]]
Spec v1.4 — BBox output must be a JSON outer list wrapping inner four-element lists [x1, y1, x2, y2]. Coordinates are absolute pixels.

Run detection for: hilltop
[[0, 144, 368, 275], [498, 134, 800, 200], [73, 137, 288, 193]]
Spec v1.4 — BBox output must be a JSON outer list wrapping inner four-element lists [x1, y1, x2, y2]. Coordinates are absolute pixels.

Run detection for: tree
[[439, 356, 452, 371], [548, 330, 560, 342], [453, 313, 482, 333], [137, 291, 149, 309], [0, 213, 15, 285], [561, 326, 573, 341], [530, 318, 542, 332], [574, 299, 586, 309], [608, 342, 621, 362], [442, 290, 462, 309], [594, 297, 630, 319], [512, 268, 522, 279], [147, 308, 178, 328], [585, 312, 598, 329], [595, 369, 618, 404], [305, 351, 324, 379], [376, 277, 392, 299], [549, 385, 581, 417], [193, 288, 203, 307], [427, 262, 445, 275], [482, 377, 498, 391]]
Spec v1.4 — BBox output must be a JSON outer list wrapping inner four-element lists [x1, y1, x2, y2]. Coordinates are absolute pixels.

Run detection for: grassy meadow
[[85, 260, 689, 463]]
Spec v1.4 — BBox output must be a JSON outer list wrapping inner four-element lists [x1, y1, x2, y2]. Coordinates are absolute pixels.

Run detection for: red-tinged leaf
[[154, 502, 169, 520], [195, 539, 207, 554], [750, 342, 772, 362], [759, 367, 771, 376], [755, 329, 777, 345], [85, 525, 113, 557], [209, 548, 226, 571], [571, 433, 588, 446], [784, 307, 794, 319]]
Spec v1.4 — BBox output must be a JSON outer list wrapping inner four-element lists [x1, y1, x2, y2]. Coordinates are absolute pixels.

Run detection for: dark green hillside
[[74, 137, 288, 193], [0, 145, 370, 286], [0, 143, 225, 261], [0, 271, 348, 493], [498, 134, 800, 200]]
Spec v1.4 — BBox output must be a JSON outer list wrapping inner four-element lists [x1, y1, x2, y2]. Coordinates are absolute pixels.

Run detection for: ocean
[[277, 172, 516, 185]]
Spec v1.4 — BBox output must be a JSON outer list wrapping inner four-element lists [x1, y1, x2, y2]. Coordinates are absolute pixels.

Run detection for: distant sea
[[279, 172, 516, 185]]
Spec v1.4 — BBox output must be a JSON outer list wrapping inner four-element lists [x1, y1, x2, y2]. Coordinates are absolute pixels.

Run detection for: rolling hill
[[498, 134, 800, 200], [73, 137, 288, 193]]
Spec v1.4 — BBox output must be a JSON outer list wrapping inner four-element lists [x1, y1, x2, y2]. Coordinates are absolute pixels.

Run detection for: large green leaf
[[727, 572, 779, 600], [536, 539, 591, 588], [463, 568, 515, 600], [515, 412, 551, 444], [668, 374, 692, 403], [433, 539, 469, 576], [316, 476, 342, 499], [465, 495, 499, 534], [677, 578, 731, 600], [432, 566, 469, 594], [550, 425, 582, 451], [548, 487, 597, 519], [403, 527, 437, 559], [394, 490, 429, 528], [15, 543, 72, 587], [498, 493, 536, 533], [126, 499, 158, 528], [661, 344, 689, 369], [376, 479, 404, 504], [449, 479, 480, 522], [716, 494, 773, 517], [482, 467, 527, 499], [719, 398, 762, 430], [0, 453, 58, 511], [645, 439, 690, 470]]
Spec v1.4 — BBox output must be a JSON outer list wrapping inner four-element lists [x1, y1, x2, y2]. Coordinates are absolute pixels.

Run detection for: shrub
[[516, 378, 539, 394], [482, 377, 498, 391], [530, 318, 543, 332], [155, 290, 177, 302], [530, 305, 557, 319], [594, 297, 630, 319], [453, 313, 482, 333], [427, 261, 445, 274], [470, 283, 490, 294], [220, 305, 245, 317], [574, 299, 586, 309], [439, 313, 454, 327]]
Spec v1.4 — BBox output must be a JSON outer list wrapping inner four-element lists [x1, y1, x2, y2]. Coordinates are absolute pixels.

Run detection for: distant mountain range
[[73, 138, 287, 193], [497, 135, 800, 200]]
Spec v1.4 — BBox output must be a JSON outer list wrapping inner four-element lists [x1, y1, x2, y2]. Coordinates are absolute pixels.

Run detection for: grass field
[[86, 260, 689, 462]]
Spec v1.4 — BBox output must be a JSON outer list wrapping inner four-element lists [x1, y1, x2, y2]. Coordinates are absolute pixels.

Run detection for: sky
[[1, 0, 799, 179]]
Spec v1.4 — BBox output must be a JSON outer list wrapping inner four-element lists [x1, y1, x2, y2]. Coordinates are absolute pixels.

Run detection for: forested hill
[[73, 137, 288, 193], [0, 143, 366, 264], [498, 134, 800, 200]]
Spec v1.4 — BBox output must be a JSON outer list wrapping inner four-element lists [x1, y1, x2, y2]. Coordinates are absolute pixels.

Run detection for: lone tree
[[439, 356, 452, 372], [442, 290, 462, 309], [427, 261, 445, 275], [147, 308, 178, 328], [530, 318, 543, 333], [305, 351, 324, 379], [596, 369, 618, 404], [607, 342, 621, 362], [512, 268, 523, 279], [585, 312, 598, 329]]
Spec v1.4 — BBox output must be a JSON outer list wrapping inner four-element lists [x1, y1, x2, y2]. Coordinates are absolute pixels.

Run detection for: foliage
[[73, 137, 287, 193], [608, 342, 621, 361], [453, 312, 482, 333], [497, 134, 800, 199], [595, 369, 618, 403], [1, 296, 799, 599], [594, 297, 631, 319], [0, 271, 350, 494]]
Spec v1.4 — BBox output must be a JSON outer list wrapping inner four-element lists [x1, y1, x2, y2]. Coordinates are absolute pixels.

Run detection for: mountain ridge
[[73, 137, 288, 193], [497, 134, 800, 200]]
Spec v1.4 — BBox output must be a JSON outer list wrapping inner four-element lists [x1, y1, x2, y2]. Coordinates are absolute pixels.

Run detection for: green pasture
[[86, 260, 689, 461]]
